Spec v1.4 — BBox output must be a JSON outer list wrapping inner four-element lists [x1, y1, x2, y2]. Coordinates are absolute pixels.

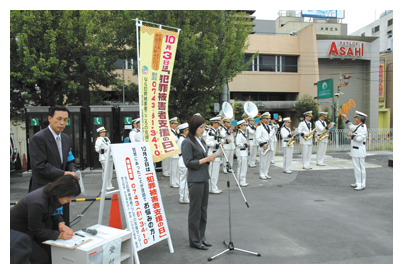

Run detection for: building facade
[[229, 22, 382, 129]]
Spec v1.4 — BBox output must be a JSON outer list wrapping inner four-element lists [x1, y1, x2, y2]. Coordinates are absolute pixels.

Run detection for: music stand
[[207, 147, 261, 261]]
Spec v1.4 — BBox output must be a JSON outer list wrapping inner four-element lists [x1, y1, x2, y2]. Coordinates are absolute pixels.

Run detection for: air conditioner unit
[[286, 10, 296, 17]]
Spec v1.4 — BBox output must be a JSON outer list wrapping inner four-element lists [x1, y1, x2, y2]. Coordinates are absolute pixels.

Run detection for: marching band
[[128, 103, 368, 196]]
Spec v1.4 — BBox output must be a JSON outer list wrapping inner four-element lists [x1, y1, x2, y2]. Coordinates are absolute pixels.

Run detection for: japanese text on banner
[[139, 26, 180, 163]]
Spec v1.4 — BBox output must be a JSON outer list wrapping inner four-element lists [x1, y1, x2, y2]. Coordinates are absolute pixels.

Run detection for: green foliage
[[232, 101, 244, 121], [122, 10, 254, 122], [294, 94, 319, 121], [10, 10, 126, 119], [10, 10, 254, 123]]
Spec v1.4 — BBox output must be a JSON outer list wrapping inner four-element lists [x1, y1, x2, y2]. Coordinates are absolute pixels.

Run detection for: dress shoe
[[106, 186, 115, 191], [286, 171, 292, 174], [240, 183, 249, 187], [354, 186, 365, 191], [259, 176, 267, 180], [317, 163, 325, 166], [202, 241, 212, 247], [170, 185, 179, 188], [191, 244, 208, 250], [210, 189, 222, 194], [350, 183, 357, 187], [271, 161, 275, 164], [265, 175, 272, 179], [179, 199, 189, 204]]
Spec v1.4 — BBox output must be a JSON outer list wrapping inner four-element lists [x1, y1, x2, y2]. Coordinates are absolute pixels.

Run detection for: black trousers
[[30, 238, 51, 264], [188, 181, 209, 247]]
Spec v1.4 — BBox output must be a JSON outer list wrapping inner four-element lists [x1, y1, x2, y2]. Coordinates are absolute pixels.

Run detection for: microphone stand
[[208, 146, 261, 261]]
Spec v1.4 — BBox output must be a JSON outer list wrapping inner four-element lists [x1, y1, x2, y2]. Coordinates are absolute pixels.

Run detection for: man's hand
[[341, 114, 347, 120], [263, 144, 268, 149]]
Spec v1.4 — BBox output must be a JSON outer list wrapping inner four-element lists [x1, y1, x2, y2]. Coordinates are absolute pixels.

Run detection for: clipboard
[[43, 237, 92, 249]]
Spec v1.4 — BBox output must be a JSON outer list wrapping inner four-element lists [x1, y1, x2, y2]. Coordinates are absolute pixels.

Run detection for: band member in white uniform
[[342, 111, 368, 191], [269, 119, 279, 164], [95, 126, 114, 190], [298, 111, 315, 170], [280, 117, 296, 174], [129, 118, 140, 143], [169, 117, 180, 188], [256, 112, 274, 180], [246, 117, 257, 167], [220, 117, 235, 174], [235, 120, 250, 187], [206, 117, 224, 194], [315, 112, 334, 166], [177, 123, 190, 203]]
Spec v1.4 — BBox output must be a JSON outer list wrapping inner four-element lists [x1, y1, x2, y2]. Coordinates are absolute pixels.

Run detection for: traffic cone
[[109, 194, 123, 229], [22, 154, 27, 172]]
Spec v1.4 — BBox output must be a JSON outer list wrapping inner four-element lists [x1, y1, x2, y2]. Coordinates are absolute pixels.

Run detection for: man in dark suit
[[28, 105, 78, 226], [10, 229, 32, 264]]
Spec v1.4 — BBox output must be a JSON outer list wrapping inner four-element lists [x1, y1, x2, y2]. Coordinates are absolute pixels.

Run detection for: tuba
[[243, 102, 258, 118], [219, 102, 234, 120], [244, 102, 258, 141]]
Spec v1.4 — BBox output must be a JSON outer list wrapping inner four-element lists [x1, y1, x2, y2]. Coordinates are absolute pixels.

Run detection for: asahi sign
[[328, 41, 364, 57]]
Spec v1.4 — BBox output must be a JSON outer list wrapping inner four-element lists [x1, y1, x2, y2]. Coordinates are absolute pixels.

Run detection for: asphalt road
[[10, 151, 393, 264]]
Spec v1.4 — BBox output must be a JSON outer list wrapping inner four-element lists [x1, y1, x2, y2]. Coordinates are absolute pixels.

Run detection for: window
[[113, 59, 134, 70], [281, 56, 298, 72], [244, 54, 254, 71], [372, 25, 380, 34], [244, 54, 298, 73], [259, 55, 276, 72], [388, 19, 393, 27]]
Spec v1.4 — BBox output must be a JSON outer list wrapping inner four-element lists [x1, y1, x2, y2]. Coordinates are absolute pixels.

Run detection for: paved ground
[[10, 151, 393, 265]]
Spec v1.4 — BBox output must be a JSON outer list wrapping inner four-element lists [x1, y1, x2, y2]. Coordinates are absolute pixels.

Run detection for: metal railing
[[272, 128, 393, 154]]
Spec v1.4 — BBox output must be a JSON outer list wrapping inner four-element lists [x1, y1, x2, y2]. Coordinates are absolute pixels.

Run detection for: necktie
[[56, 136, 63, 163]]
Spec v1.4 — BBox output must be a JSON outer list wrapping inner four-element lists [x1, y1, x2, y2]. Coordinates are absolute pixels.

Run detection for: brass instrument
[[317, 130, 329, 142], [317, 122, 334, 142], [286, 133, 298, 146], [243, 102, 258, 142], [303, 127, 317, 141], [262, 123, 279, 155]]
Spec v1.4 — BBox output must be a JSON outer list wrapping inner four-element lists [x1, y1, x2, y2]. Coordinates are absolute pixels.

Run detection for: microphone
[[82, 228, 98, 235]]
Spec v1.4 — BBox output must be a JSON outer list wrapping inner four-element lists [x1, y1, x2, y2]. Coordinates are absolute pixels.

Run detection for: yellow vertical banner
[[139, 25, 180, 163]]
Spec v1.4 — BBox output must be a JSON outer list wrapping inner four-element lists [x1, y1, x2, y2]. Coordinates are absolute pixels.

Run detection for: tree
[[10, 10, 127, 119], [120, 10, 255, 122], [294, 94, 319, 122]]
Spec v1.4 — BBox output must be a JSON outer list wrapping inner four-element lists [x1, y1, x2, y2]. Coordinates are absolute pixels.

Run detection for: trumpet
[[303, 127, 317, 141]]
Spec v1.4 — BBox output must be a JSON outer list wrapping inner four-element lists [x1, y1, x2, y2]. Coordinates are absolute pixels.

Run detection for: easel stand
[[208, 148, 261, 261], [98, 145, 174, 264]]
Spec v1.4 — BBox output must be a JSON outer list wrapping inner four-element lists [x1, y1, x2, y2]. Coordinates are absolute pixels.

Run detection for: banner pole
[[135, 18, 143, 142], [98, 146, 112, 224]]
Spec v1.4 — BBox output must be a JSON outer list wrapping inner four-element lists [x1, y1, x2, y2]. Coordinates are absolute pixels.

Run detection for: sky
[[252, 10, 391, 35]]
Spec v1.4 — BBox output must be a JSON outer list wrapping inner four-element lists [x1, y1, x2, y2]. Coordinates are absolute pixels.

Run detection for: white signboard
[[111, 142, 171, 252]]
